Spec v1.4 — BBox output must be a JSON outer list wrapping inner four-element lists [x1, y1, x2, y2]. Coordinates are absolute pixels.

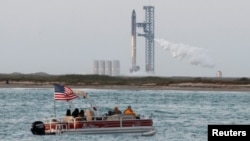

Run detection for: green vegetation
[[0, 73, 250, 86]]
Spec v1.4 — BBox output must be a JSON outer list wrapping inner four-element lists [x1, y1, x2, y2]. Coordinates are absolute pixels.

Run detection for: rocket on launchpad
[[130, 10, 140, 73]]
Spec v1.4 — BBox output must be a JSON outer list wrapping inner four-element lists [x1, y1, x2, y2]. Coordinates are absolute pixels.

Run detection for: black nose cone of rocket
[[131, 10, 136, 35], [132, 10, 136, 15]]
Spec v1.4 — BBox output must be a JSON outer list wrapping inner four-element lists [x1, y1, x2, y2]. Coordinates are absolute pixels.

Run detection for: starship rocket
[[130, 10, 140, 73]]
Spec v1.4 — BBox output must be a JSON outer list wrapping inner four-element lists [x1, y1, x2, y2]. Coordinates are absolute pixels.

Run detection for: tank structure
[[105, 61, 112, 76], [131, 6, 155, 74], [216, 70, 222, 77], [98, 60, 105, 75], [93, 60, 120, 76], [112, 60, 120, 76], [93, 60, 99, 74]]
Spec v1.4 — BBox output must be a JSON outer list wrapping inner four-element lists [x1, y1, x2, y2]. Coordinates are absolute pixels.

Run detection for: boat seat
[[107, 114, 121, 121], [106, 114, 136, 121], [121, 114, 136, 120], [75, 117, 86, 121], [62, 116, 74, 123]]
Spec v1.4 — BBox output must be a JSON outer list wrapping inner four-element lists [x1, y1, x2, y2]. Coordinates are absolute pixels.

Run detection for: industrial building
[[93, 60, 120, 76], [216, 70, 222, 77]]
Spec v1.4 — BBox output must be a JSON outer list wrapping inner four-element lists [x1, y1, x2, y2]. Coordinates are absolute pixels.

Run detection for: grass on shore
[[0, 73, 250, 86]]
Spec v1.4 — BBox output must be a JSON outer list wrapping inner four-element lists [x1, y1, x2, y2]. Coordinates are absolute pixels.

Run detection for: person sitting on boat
[[66, 109, 71, 116], [63, 109, 74, 122], [92, 106, 103, 120], [72, 108, 79, 118], [78, 109, 84, 117], [85, 109, 94, 121], [91, 106, 99, 116], [123, 105, 136, 116], [76, 109, 86, 121], [112, 106, 122, 115]]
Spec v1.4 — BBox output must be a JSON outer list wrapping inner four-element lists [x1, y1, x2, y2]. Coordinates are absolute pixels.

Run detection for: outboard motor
[[31, 121, 45, 135]]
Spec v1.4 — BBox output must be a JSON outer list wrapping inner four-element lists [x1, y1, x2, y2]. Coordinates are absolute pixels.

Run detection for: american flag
[[53, 84, 78, 101]]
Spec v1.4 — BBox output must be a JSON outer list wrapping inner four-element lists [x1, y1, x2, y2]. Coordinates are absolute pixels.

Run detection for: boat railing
[[73, 114, 139, 122], [105, 114, 137, 121], [44, 118, 71, 133], [55, 123, 68, 135], [44, 113, 147, 131], [44, 114, 143, 123], [72, 115, 138, 128]]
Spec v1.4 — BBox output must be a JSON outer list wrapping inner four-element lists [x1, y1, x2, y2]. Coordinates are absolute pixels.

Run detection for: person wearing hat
[[123, 105, 136, 115], [92, 106, 101, 118], [92, 106, 97, 115], [112, 106, 122, 115]]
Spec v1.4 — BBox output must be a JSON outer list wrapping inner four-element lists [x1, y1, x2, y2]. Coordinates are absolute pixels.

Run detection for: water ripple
[[0, 88, 249, 141]]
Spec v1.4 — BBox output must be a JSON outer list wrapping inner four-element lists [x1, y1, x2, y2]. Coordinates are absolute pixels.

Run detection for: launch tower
[[137, 6, 155, 73], [130, 6, 155, 74]]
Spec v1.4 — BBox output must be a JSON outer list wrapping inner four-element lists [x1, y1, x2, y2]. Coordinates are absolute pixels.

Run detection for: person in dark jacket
[[72, 108, 79, 118], [112, 106, 122, 115], [78, 109, 84, 117], [66, 109, 71, 116]]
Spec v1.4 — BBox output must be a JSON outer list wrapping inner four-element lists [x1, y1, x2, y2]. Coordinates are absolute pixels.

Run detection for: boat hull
[[32, 118, 156, 136], [63, 126, 156, 136]]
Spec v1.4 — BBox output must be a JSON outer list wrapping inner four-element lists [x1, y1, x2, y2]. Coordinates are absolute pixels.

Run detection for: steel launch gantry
[[137, 6, 155, 73]]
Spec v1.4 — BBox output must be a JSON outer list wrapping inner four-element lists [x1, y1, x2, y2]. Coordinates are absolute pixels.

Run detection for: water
[[0, 88, 250, 141]]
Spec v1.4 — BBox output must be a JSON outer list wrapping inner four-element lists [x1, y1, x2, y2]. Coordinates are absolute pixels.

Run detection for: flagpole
[[54, 100, 56, 118]]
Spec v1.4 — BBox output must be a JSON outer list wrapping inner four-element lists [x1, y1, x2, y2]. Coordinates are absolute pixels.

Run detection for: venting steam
[[155, 39, 215, 68]]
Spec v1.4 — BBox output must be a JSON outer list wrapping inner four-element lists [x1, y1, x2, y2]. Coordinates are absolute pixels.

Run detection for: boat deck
[[42, 114, 156, 136]]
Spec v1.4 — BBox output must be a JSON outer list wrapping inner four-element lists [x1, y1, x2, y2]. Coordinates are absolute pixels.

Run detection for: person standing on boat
[[123, 105, 136, 116]]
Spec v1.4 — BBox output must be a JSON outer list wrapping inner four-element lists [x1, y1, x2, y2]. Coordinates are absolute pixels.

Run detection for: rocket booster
[[130, 10, 140, 72], [131, 10, 136, 47]]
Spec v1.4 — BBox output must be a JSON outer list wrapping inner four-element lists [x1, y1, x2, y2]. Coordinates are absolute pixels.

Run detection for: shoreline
[[1, 83, 250, 92]]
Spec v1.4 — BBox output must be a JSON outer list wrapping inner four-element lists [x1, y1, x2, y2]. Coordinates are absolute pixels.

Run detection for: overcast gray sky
[[0, 0, 250, 77]]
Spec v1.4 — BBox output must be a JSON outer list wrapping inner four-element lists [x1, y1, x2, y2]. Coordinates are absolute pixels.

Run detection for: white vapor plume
[[155, 39, 215, 68]]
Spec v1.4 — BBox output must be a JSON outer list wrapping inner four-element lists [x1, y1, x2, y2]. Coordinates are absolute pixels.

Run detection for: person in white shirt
[[92, 106, 100, 116]]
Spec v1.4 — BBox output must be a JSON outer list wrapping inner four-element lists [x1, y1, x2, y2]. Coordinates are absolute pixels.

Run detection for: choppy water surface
[[0, 88, 250, 141]]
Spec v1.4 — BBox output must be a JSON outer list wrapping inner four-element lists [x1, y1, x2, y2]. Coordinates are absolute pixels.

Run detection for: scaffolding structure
[[137, 6, 155, 73]]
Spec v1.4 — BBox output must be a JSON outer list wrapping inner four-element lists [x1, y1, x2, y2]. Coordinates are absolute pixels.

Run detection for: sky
[[0, 0, 250, 77]]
